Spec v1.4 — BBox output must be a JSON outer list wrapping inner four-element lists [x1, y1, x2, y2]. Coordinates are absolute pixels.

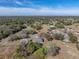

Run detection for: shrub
[[33, 48, 47, 59], [26, 28, 36, 34], [17, 33, 29, 39], [36, 25, 42, 30], [76, 42, 79, 51], [54, 33, 64, 41], [63, 21, 72, 26], [16, 40, 43, 58], [49, 26, 56, 30], [68, 32, 77, 43], [0, 33, 3, 39], [31, 23, 42, 30], [16, 39, 30, 57], [55, 23, 65, 28], [44, 33, 53, 41], [15, 38, 46, 59], [13, 52, 27, 59], [9, 35, 20, 41], [0, 29, 12, 39], [26, 41, 42, 54], [48, 43, 60, 56]]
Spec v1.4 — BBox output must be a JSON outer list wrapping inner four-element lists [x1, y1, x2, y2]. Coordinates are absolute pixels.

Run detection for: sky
[[0, 0, 79, 16]]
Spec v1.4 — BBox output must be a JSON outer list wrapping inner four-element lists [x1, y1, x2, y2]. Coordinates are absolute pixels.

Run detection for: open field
[[0, 16, 79, 59]]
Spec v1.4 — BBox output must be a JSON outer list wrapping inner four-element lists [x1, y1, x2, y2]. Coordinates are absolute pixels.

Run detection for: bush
[[0, 24, 26, 40], [68, 32, 77, 43], [0, 29, 12, 39], [44, 33, 53, 41], [55, 23, 65, 28], [33, 48, 47, 59], [0, 33, 4, 39], [26, 28, 36, 34], [16, 40, 43, 58], [26, 41, 41, 54], [76, 42, 79, 51], [49, 26, 56, 30], [63, 21, 72, 26], [9, 35, 20, 41], [15, 39, 46, 59], [48, 43, 60, 56], [54, 33, 64, 41], [16, 39, 30, 57], [31, 23, 42, 30], [13, 52, 27, 59]]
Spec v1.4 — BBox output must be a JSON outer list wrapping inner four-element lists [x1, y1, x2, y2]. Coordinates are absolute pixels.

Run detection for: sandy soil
[[0, 24, 79, 59]]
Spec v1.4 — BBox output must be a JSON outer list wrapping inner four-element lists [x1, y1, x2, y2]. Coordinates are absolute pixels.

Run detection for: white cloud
[[15, 1, 23, 5], [14, 0, 33, 6], [0, 7, 79, 16]]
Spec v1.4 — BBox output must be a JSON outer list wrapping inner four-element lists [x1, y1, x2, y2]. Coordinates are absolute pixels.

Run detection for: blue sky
[[0, 0, 79, 16]]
